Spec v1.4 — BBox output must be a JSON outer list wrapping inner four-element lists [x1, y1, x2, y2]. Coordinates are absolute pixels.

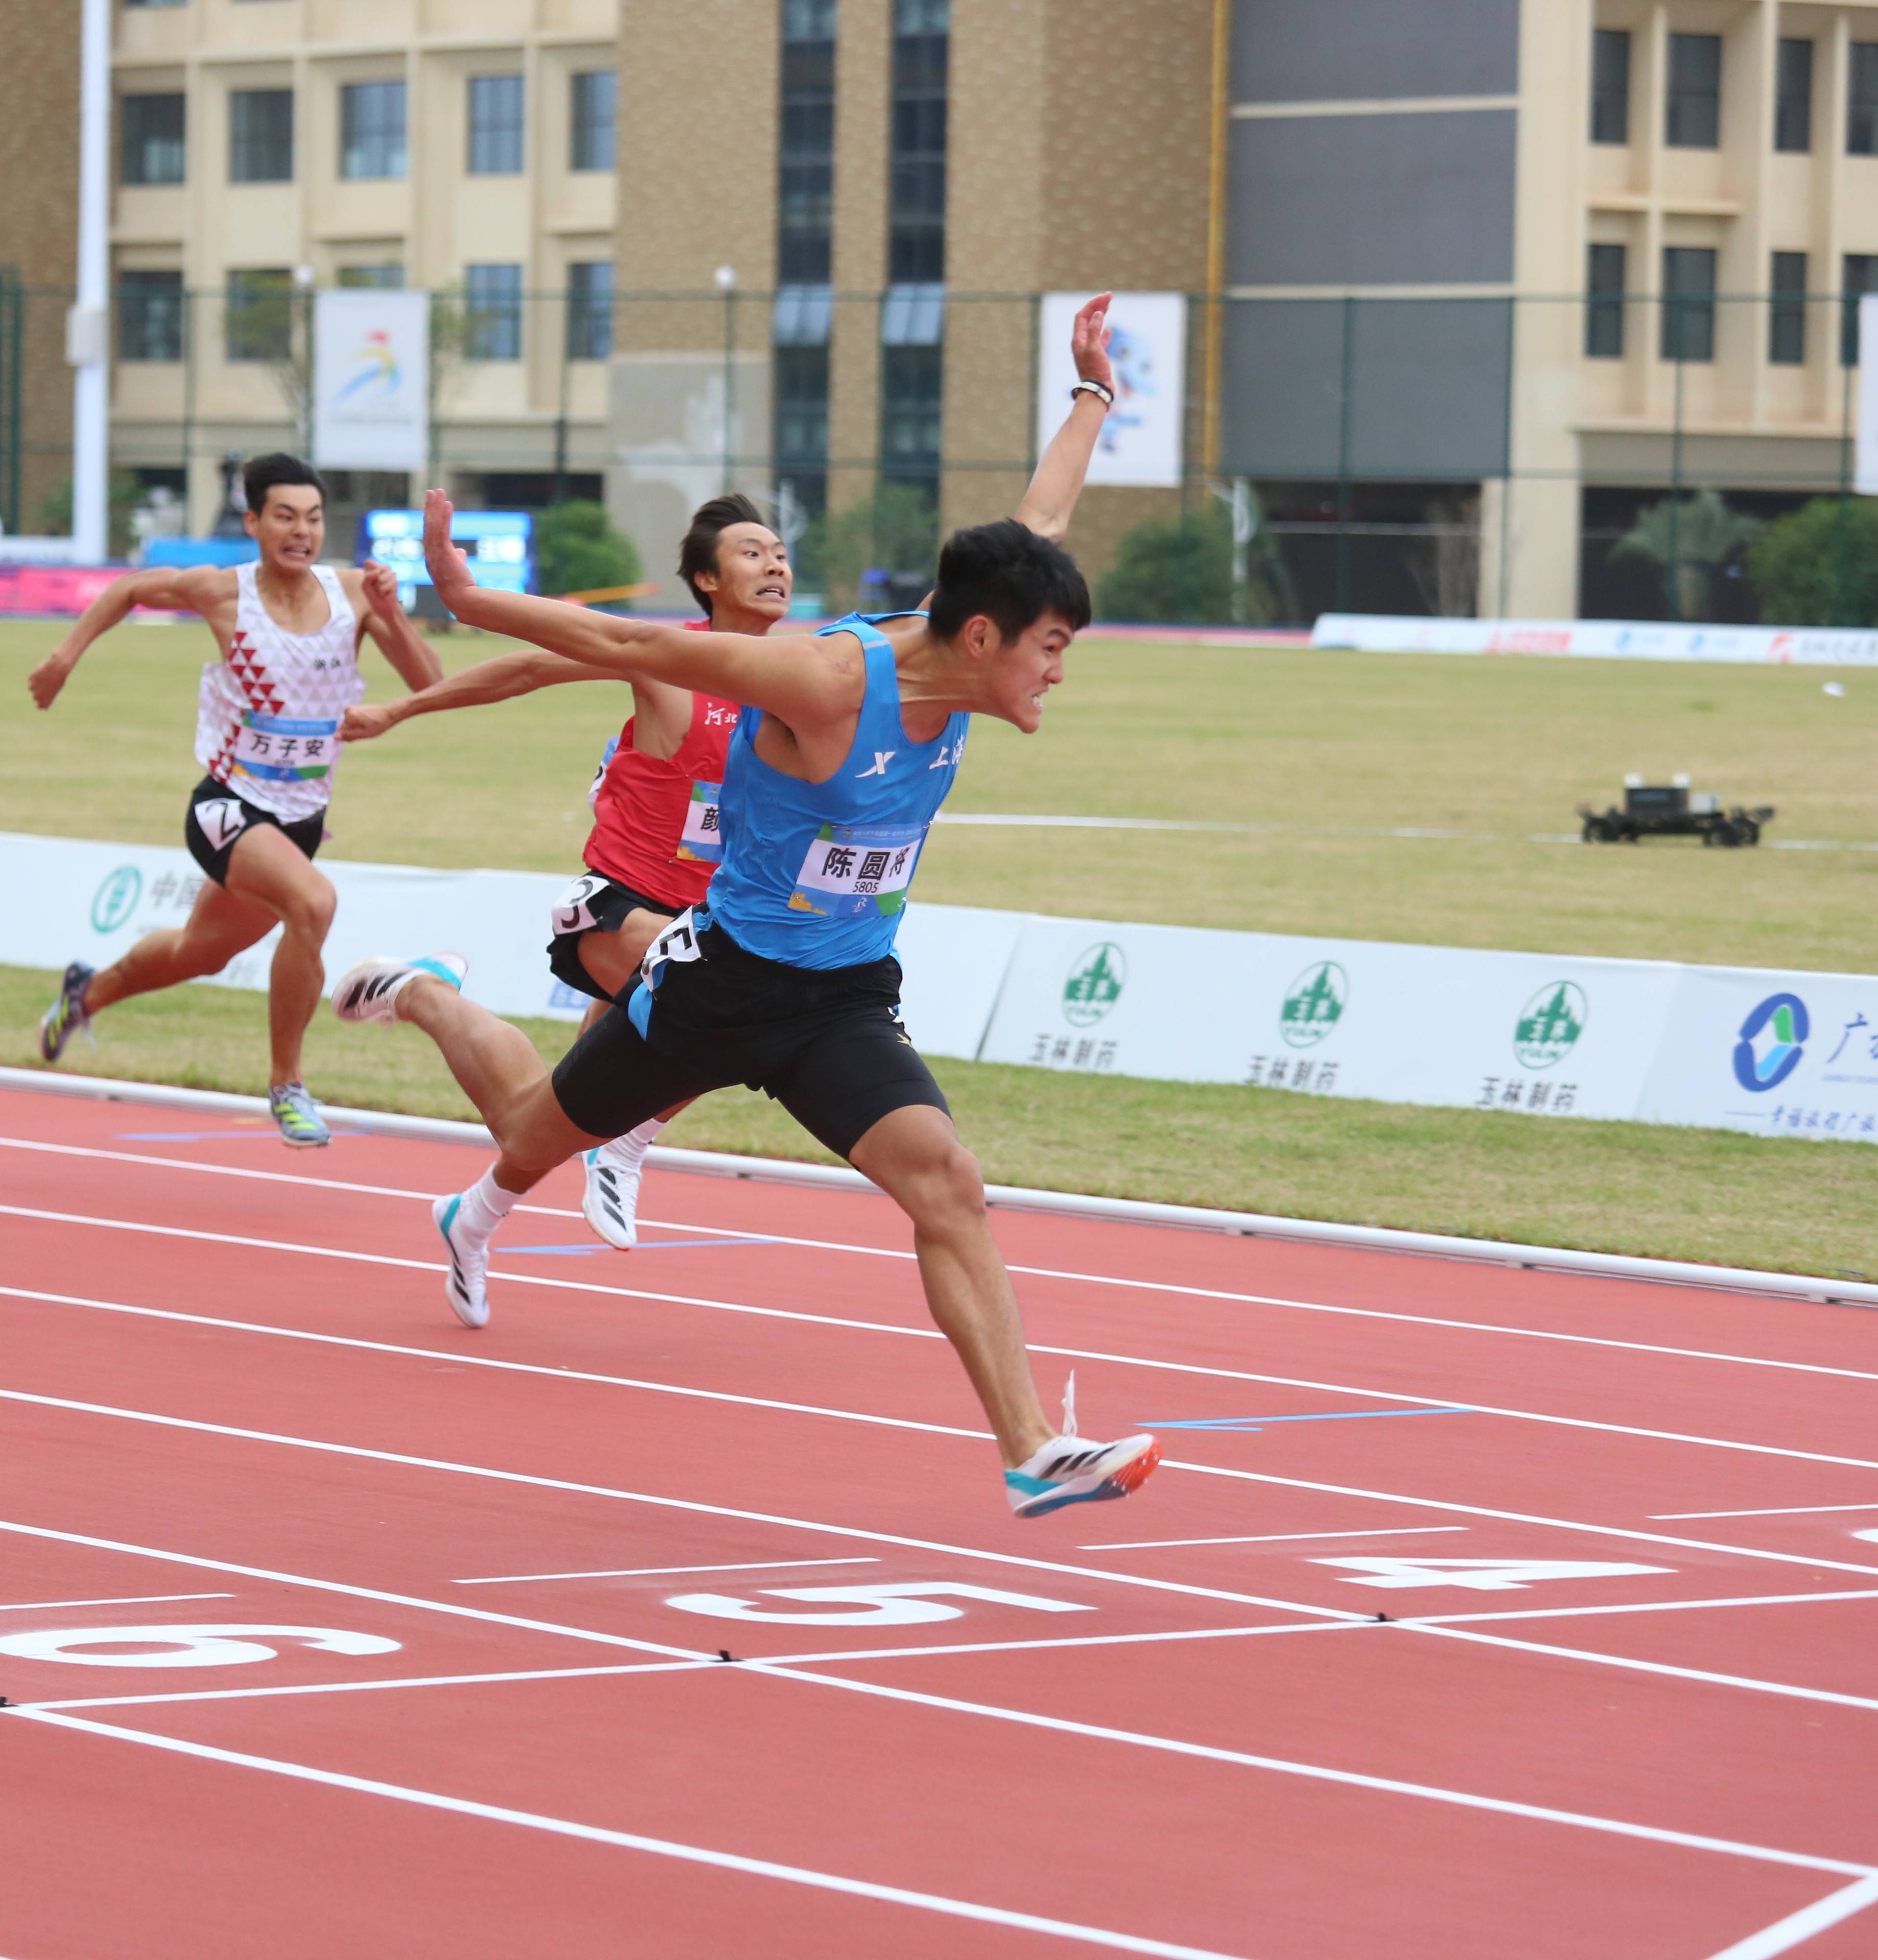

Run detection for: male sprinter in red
[[339, 494, 793, 1243], [27, 453, 441, 1145], [334, 297, 1157, 1521]]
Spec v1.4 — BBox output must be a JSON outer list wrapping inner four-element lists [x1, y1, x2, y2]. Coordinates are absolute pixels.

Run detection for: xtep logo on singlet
[[855, 751, 896, 778]]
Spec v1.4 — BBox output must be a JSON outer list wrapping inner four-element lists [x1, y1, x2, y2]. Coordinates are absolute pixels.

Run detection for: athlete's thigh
[[769, 1013, 950, 1163], [223, 819, 334, 927], [175, 870, 280, 967], [576, 907, 668, 997], [549, 994, 730, 1142]]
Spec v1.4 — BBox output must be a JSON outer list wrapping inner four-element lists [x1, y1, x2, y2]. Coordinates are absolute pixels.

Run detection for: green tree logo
[[1514, 982, 1588, 1070], [1063, 942, 1127, 1027], [1280, 962, 1348, 1048], [90, 866, 142, 934]]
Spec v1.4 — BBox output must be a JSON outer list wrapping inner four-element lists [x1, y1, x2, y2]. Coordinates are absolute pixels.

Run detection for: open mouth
[[755, 583, 786, 600]]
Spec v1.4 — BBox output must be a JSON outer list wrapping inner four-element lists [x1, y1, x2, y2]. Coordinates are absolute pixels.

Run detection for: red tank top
[[584, 665, 740, 909]]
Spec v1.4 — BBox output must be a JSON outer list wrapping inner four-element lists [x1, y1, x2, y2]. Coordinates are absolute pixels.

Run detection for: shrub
[[1096, 507, 1238, 624], [795, 481, 938, 615], [532, 500, 644, 601], [1747, 497, 1878, 627]]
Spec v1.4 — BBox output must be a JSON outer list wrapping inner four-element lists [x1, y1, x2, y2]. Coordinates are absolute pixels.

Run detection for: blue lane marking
[[1135, 1406, 1476, 1433], [503, 1238, 782, 1256]]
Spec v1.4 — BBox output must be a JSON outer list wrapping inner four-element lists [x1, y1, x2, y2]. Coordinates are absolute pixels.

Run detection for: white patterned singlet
[[194, 560, 364, 823]]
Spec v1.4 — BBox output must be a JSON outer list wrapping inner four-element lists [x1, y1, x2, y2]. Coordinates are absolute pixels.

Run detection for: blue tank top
[[705, 612, 970, 970]]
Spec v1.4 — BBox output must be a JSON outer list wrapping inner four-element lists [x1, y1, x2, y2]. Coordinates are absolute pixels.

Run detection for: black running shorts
[[183, 775, 326, 888], [550, 916, 950, 1160], [545, 872, 679, 1003]]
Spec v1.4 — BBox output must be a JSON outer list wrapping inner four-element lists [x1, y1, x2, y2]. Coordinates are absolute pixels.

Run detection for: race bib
[[675, 779, 725, 864], [229, 712, 340, 785], [587, 735, 620, 808], [550, 872, 612, 937], [787, 822, 924, 919], [639, 908, 704, 989], [194, 797, 249, 851]]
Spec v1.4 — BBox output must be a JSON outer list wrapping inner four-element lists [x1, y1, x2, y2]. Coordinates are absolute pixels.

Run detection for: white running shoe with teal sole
[[1004, 1374, 1160, 1520], [581, 1133, 651, 1251], [334, 952, 467, 1025], [432, 1192, 491, 1329]]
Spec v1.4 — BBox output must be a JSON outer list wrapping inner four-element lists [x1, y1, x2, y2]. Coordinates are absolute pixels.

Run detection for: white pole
[[68, 0, 111, 562]]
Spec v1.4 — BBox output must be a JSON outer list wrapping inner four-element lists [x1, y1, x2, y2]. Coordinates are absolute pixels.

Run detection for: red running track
[[1, 1080, 1876, 1959]]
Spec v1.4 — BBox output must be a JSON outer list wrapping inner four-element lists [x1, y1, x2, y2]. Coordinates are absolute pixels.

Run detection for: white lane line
[[11, 1221, 1878, 1481], [7, 1137, 1875, 1386], [457, 1559, 882, 1586], [1083, 1528, 1468, 1551], [2, 1709, 1248, 1960], [0, 1591, 234, 1614], [1414, 1588, 1878, 1628], [739, 1664, 1875, 1879], [1657, 1504, 1878, 1521], [1701, 1874, 1878, 1959], [1401, 1624, 1878, 1717]]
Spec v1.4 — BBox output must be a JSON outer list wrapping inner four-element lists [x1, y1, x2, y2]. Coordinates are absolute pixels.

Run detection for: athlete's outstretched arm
[[27, 565, 231, 709], [339, 646, 617, 743], [1011, 291, 1116, 543], [422, 491, 855, 724], [355, 560, 445, 693]]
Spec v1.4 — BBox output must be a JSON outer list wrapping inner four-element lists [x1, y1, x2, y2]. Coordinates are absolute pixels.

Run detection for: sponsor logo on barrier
[[1513, 982, 1587, 1070], [90, 866, 142, 934], [1733, 992, 1809, 1092], [1280, 961, 1347, 1048], [1063, 942, 1126, 1027]]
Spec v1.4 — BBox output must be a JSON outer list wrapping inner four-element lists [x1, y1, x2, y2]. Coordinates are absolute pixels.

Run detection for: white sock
[[456, 1167, 520, 1245], [601, 1116, 665, 1168]]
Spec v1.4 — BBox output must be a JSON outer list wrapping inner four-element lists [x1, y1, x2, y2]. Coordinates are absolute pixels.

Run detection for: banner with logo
[[1311, 613, 1878, 667], [1036, 292, 1185, 488], [312, 289, 430, 472]]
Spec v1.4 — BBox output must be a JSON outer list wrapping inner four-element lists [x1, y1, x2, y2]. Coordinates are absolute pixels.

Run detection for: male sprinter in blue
[[335, 296, 1156, 1520]]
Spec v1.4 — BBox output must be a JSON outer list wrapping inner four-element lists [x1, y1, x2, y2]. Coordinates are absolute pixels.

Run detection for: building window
[[339, 262, 404, 288], [570, 70, 615, 172], [1591, 29, 1629, 144], [341, 81, 406, 180], [468, 75, 525, 175], [1851, 44, 1878, 156], [1660, 247, 1717, 361], [229, 88, 293, 183], [1585, 243, 1625, 358], [1844, 256, 1878, 366], [1769, 252, 1807, 364], [119, 270, 184, 362], [225, 267, 293, 361], [122, 93, 186, 186], [883, 0, 947, 500], [775, 0, 836, 518], [1774, 40, 1813, 153], [565, 261, 613, 360], [464, 263, 523, 359], [1665, 34, 1721, 149], [123, 0, 186, 9]]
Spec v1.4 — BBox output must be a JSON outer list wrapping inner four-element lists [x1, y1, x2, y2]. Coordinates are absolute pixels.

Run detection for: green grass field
[[3, 615, 1874, 1278]]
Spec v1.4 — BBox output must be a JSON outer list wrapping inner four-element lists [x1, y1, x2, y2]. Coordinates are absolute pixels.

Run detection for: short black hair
[[243, 453, 327, 516], [927, 519, 1091, 644], [678, 493, 768, 615]]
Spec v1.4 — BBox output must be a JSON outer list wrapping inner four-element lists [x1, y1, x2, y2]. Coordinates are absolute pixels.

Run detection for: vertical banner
[[1036, 291, 1186, 488], [312, 288, 430, 472], [1859, 294, 1878, 497]]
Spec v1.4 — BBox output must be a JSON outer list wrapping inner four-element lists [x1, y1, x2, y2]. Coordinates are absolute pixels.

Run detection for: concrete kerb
[[3, 1066, 1872, 1311]]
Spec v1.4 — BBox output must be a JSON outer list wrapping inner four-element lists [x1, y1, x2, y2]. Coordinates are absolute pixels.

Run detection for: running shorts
[[183, 775, 326, 888], [550, 914, 950, 1159], [545, 872, 681, 1003]]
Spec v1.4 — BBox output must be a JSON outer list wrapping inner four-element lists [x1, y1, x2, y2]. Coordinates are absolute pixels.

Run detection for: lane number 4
[[1312, 1557, 1672, 1593]]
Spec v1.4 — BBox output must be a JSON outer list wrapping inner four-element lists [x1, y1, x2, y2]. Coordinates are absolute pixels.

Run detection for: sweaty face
[[982, 611, 1074, 733], [246, 485, 325, 572], [703, 522, 793, 622]]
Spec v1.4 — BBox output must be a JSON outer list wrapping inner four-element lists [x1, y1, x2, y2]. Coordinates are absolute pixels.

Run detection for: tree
[[1610, 488, 1764, 621], [795, 480, 937, 615], [1747, 497, 1878, 628], [36, 470, 151, 559], [533, 500, 644, 599]]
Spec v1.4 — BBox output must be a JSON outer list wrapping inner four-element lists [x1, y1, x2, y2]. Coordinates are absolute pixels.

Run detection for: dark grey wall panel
[[1220, 295, 1512, 479], [1229, 111, 1516, 287], [1233, 0, 1519, 104]]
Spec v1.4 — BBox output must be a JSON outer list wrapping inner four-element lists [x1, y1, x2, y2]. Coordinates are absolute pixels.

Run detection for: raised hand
[[1071, 291, 1116, 397], [421, 488, 475, 612], [338, 701, 400, 744]]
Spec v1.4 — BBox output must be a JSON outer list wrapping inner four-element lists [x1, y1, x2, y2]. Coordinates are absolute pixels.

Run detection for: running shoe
[[1004, 1374, 1160, 1520], [333, 952, 467, 1025], [38, 961, 95, 1063], [268, 1082, 331, 1149], [433, 1191, 491, 1329], [581, 1133, 652, 1251]]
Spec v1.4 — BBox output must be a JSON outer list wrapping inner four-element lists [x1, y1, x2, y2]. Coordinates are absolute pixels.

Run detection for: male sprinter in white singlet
[[334, 298, 1159, 1522], [27, 453, 441, 1145]]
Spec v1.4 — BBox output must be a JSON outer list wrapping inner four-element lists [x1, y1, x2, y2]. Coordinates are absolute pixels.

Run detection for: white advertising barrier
[[1312, 613, 1878, 667], [976, 916, 1683, 1124], [0, 831, 1006, 1059]]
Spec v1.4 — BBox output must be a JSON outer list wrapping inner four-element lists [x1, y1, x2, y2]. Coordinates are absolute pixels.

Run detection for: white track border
[[4, 1065, 1872, 1310]]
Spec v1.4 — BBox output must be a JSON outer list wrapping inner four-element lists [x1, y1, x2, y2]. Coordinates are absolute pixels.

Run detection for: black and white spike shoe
[[333, 953, 467, 1025], [1003, 1373, 1160, 1520]]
